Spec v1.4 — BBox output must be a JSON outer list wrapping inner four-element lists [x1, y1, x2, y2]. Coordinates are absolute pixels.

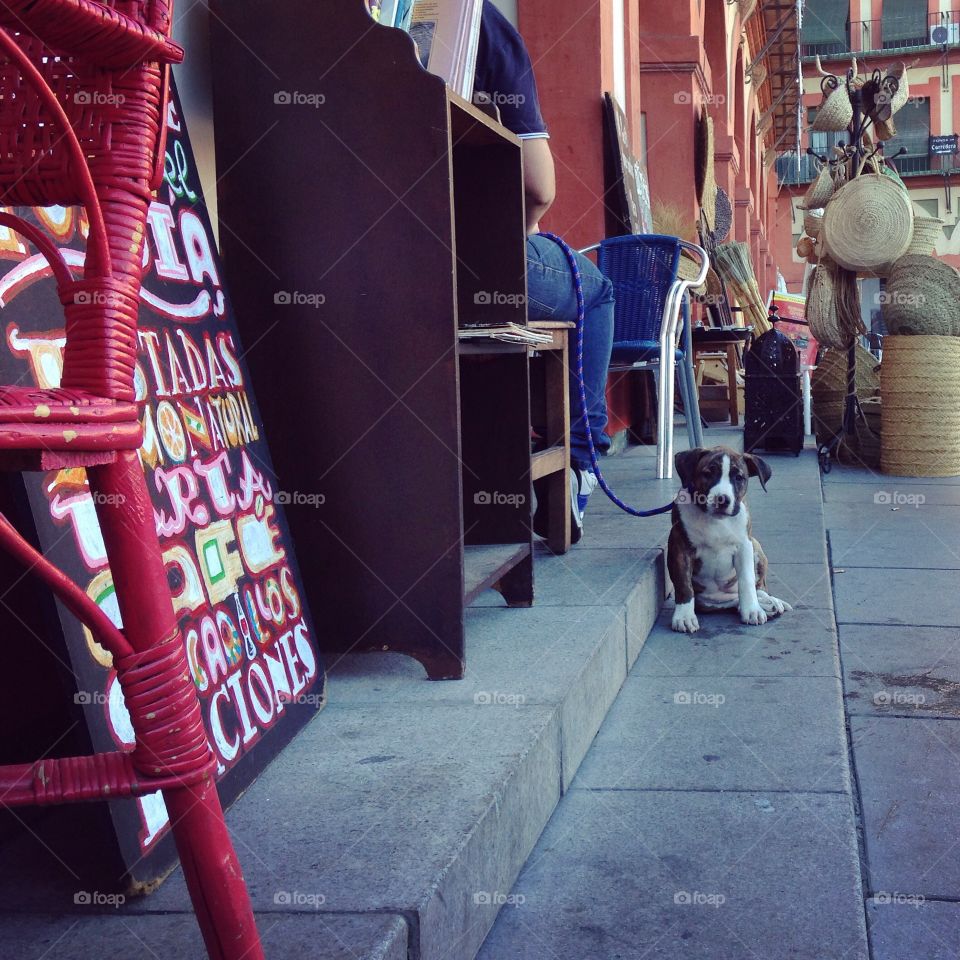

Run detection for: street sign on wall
[[930, 134, 958, 156], [0, 79, 324, 887]]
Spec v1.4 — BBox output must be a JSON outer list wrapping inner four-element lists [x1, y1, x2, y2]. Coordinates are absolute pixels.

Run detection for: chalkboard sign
[[603, 92, 653, 236], [0, 79, 324, 886]]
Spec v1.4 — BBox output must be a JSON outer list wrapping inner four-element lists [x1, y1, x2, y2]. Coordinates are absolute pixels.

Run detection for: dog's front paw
[[757, 590, 792, 617], [672, 600, 700, 633], [739, 602, 768, 626]]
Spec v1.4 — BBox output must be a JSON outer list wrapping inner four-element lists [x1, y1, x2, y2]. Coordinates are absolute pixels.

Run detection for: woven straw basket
[[811, 345, 881, 444], [806, 259, 863, 348], [796, 235, 815, 260], [812, 83, 853, 132], [878, 62, 909, 116], [881, 335, 960, 477], [800, 164, 835, 210], [822, 170, 913, 273], [882, 254, 960, 336], [905, 214, 944, 256]]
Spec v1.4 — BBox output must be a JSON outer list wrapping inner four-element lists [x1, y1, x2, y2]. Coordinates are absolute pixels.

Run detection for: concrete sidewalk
[[478, 442, 873, 959], [824, 465, 960, 959], [0, 435, 680, 960]]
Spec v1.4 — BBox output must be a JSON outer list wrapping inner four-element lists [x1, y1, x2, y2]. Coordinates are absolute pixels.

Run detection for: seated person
[[473, 1, 615, 544]]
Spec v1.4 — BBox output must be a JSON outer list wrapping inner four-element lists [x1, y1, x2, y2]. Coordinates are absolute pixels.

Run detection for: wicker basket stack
[[811, 344, 881, 445], [881, 255, 960, 337], [881, 335, 960, 477]]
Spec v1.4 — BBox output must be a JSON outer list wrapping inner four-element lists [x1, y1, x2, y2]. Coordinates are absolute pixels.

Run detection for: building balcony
[[800, 11, 960, 59], [776, 138, 939, 186]]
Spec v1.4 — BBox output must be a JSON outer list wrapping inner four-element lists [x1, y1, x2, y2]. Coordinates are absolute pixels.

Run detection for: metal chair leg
[[683, 356, 704, 447], [676, 360, 697, 450]]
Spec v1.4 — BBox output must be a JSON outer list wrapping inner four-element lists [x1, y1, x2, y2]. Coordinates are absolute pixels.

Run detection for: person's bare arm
[[522, 137, 556, 234]]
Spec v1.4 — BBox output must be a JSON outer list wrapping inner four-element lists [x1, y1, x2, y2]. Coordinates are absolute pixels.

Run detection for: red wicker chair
[[0, 4, 263, 958]]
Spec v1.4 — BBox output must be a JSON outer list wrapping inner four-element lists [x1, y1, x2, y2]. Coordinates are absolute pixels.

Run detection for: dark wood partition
[[210, 0, 533, 679]]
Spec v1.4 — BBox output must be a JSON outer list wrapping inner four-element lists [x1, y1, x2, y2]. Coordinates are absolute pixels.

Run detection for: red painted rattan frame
[[0, 3, 264, 958]]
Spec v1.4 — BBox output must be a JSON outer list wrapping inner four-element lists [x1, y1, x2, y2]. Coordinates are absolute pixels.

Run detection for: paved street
[[478, 445, 960, 959]]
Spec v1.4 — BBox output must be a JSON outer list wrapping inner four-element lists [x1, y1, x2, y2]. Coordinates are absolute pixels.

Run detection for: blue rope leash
[[538, 232, 674, 518]]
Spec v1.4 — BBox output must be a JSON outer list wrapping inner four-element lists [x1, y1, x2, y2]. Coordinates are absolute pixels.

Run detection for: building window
[[801, 0, 849, 56], [886, 97, 931, 175], [881, 0, 927, 48]]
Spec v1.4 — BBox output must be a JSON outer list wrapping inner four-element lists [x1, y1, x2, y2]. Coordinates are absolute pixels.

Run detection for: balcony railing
[[800, 11, 960, 58], [777, 139, 938, 186], [776, 153, 820, 185]]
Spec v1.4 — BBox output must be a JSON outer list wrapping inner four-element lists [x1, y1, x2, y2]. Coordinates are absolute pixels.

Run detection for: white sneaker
[[571, 467, 598, 544]]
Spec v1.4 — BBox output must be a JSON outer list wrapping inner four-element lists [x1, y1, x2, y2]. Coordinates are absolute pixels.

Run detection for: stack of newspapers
[[458, 324, 554, 346], [366, 0, 483, 100]]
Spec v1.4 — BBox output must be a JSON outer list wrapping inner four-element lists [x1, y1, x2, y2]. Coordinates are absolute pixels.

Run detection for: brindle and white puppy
[[668, 446, 792, 633]]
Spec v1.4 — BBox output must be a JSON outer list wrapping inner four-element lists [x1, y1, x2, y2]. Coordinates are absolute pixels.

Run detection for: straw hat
[[881, 335, 960, 477], [695, 109, 717, 231], [714, 187, 733, 242], [822, 167, 913, 274], [882, 254, 960, 336], [803, 208, 824, 239]]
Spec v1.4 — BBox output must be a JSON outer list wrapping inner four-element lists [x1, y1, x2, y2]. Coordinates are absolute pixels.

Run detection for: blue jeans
[[526, 235, 614, 469]]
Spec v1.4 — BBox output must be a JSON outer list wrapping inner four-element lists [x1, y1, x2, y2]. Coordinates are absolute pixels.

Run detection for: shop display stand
[[210, 0, 533, 680], [807, 66, 906, 473]]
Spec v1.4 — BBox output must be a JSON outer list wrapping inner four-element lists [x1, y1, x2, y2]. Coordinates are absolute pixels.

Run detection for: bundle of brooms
[[712, 241, 771, 334]]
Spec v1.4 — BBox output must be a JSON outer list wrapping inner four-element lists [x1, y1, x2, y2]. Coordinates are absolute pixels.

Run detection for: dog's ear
[[743, 453, 772, 491], [675, 448, 706, 488]]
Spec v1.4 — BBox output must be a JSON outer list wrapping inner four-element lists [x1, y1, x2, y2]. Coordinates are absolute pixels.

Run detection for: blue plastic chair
[[579, 234, 708, 479]]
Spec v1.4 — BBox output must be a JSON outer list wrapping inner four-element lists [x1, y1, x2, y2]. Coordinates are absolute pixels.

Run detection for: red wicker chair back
[[0, 0, 181, 401]]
